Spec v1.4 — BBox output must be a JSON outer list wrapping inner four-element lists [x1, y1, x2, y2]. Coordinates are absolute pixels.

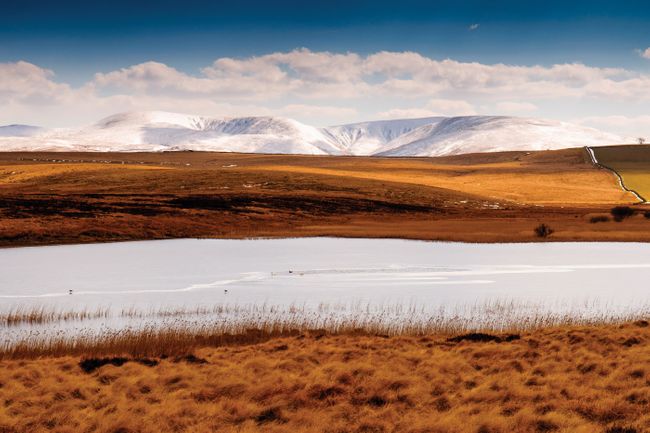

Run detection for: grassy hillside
[[592, 145, 650, 201], [0, 148, 646, 245]]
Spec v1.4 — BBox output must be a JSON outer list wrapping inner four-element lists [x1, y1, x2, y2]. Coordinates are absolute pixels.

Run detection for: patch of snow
[[323, 117, 443, 155]]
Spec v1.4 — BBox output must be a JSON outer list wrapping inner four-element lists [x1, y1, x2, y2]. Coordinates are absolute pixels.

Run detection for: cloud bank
[[1, 49, 649, 137]]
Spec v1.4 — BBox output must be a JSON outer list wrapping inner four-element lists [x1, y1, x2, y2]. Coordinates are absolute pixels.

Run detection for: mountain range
[[0, 111, 623, 157]]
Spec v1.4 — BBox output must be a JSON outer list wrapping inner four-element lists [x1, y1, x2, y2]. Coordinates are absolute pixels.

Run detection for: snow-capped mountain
[[0, 112, 345, 155], [374, 116, 622, 157], [0, 111, 623, 156], [0, 124, 44, 137], [323, 117, 443, 155]]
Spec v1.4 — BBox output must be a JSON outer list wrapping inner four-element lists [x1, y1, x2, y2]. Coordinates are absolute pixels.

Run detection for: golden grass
[[592, 145, 650, 200], [0, 148, 633, 204], [0, 163, 169, 184], [253, 161, 629, 205], [606, 167, 650, 201], [0, 149, 647, 246], [2, 320, 650, 433]]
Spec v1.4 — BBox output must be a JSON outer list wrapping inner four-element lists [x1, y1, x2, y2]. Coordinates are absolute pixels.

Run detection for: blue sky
[[3, 0, 650, 73], [1, 0, 650, 135]]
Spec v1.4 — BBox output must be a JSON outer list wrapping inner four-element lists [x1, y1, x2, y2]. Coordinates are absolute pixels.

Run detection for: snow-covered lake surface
[[2, 238, 650, 338]]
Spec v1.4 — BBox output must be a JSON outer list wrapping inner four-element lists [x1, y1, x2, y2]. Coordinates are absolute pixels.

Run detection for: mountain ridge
[[0, 111, 624, 156]]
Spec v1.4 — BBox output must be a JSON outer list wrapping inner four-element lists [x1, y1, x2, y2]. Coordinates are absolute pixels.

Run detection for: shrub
[[534, 224, 554, 238], [590, 215, 610, 224], [611, 206, 635, 222]]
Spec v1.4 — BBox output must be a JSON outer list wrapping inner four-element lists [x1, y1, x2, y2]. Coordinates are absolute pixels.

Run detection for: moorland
[[0, 147, 647, 247], [1, 321, 650, 433]]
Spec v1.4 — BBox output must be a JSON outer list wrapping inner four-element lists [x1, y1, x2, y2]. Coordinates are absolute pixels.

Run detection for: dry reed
[[0, 306, 110, 327], [2, 299, 650, 360]]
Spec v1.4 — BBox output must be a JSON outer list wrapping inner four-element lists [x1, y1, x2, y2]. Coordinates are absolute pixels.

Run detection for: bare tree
[[639, 137, 646, 145]]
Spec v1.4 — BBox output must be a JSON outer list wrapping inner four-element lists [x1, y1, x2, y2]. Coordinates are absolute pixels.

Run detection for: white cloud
[[469, 23, 480, 31], [2, 50, 650, 133], [90, 49, 648, 102], [377, 99, 475, 119], [278, 104, 358, 125], [575, 115, 650, 140], [495, 101, 538, 114], [0, 61, 73, 104], [376, 108, 439, 119], [640, 48, 650, 59], [94, 61, 292, 99], [426, 98, 476, 116]]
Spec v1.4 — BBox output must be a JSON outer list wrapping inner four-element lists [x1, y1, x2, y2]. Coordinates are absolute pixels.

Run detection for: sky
[[1, 0, 650, 137]]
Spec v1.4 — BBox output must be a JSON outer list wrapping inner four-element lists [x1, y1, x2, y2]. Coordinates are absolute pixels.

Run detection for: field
[[0, 148, 648, 246], [592, 145, 650, 201], [2, 321, 650, 433]]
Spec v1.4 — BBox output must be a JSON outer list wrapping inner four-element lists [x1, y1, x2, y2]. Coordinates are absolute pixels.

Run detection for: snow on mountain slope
[[323, 117, 444, 155], [376, 116, 622, 157], [0, 112, 346, 155], [0, 124, 44, 137], [88, 112, 348, 154], [0, 112, 623, 156]]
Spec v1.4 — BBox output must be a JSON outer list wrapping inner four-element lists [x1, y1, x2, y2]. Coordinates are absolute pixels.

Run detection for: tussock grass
[[2, 320, 650, 433]]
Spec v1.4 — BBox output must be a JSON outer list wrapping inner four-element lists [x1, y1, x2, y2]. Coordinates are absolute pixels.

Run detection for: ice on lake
[[2, 238, 650, 337]]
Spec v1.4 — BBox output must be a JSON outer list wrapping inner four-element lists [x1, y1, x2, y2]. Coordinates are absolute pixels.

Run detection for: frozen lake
[[2, 238, 650, 337]]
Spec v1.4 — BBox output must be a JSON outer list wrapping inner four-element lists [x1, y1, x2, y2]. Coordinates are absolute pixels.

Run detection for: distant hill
[[0, 111, 623, 156], [0, 124, 44, 137]]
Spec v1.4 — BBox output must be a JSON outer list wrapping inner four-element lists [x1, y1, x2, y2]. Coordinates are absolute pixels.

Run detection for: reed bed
[[0, 306, 110, 327], [2, 299, 650, 359]]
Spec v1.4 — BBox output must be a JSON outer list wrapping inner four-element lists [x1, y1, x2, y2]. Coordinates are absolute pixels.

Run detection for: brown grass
[[593, 145, 650, 200], [2, 320, 650, 433], [0, 148, 648, 246], [0, 148, 633, 204]]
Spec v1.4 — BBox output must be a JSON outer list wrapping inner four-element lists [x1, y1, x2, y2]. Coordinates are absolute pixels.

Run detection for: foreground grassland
[[0, 148, 647, 245], [2, 322, 650, 433], [593, 145, 650, 201]]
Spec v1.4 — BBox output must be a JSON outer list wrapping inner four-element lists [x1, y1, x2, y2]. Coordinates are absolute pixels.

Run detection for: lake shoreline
[[4, 232, 650, 251]]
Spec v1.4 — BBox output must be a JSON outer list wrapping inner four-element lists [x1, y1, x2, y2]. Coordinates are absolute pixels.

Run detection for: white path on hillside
[[586, 146, 646, 203]]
